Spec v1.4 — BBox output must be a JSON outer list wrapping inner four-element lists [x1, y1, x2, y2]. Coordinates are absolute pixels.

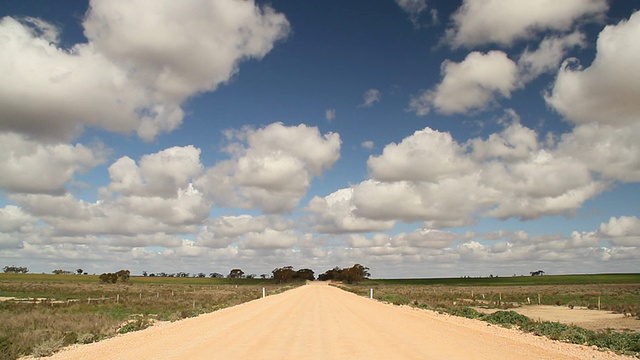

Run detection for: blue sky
[[1, 0, 639, 278]]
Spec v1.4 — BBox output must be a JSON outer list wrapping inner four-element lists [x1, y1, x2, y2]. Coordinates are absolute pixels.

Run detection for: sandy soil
[[46, 282, 631, 360], [476, 305, 640, 332]]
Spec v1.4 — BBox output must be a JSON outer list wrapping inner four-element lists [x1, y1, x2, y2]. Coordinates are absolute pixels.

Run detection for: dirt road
[[48, 282, 629, 359]]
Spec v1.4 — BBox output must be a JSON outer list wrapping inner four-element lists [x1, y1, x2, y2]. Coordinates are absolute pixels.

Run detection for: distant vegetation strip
[[2, 273, 638, 286], [0, 273, 274, 285], [366, 273, 640, 286]]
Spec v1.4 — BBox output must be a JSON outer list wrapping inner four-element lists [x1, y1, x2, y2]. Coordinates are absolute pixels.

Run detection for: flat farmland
[[0, 274, 297, 360], [2, 274, 639, 359]]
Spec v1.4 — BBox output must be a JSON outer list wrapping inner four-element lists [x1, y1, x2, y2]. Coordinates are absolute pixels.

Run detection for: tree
[[142, 271, 148, 277], [341, 264, 369, 284], [318, 266, 342, 281], [228, 268, 244, 279], [99, 270, 130, 283], [272, 266, 296, 283], [318, 264, 369, 284], [99, 273, 118, 283], [3, 265, 28, 274], [209, 272, 224, 278], [116, 269, 130, 282], [76, 269, 83, 275], [295, 268, 315, 281]]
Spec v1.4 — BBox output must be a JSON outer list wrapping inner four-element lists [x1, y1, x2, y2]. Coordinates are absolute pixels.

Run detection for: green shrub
[[483, 310, 531, 328], [446, 307, 483, 319], [559, 326, 592, 344], [589, 331, 640, 353], [118, 317, 152, 334], [522, 321, 591, 342], [378, 293, 409, 305]]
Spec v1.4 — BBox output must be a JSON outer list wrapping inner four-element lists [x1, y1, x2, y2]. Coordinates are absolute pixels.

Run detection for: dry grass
[[342, 283, 640, 316]]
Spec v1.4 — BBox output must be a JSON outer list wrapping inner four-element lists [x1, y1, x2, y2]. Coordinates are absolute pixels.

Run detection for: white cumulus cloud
[[409, 51, 517, 115], [0, 133, 104, 194], [307, 119, 611, 230], [446, 0, 607, 48], [196, 123, 341, 213], [598, 216, 640, 246], [517, 32, 586, 83], [0, 205, 37, 233], [546, 10, 640, 127], [109, 146, 203, 198], [0, 0, 289, 142]]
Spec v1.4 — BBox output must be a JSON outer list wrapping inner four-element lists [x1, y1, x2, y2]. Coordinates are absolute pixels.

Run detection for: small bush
[[446, 307, 483, 319], [166, 311, 183, 322], [483, 310, 531, 328], [378, 294, 409, 305], [589, 331, 640, 353], [77, 333, 96, 344], [118, 317, 152, 334], [522, 321, 590, 342], [31, 337, 63, 357]]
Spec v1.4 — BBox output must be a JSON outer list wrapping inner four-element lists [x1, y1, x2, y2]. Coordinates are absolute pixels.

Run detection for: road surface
[[48, 282, 629, 359]]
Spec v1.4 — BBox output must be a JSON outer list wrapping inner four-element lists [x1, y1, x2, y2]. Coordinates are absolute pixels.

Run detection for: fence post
[[262, 288, 266, 298], [370, 288, 373, 299], [538, 294, 541, 305], [117, 294, 120, 303], [598, 296, 601, 310]]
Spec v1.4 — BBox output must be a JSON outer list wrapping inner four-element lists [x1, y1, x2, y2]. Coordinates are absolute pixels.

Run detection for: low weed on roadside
[[423, 305, 640, 357]]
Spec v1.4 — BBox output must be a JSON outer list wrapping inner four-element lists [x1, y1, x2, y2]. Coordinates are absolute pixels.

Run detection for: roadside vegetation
[[436, 309, 640, 357], [0, 273, 301, 360], [338, 274, 640, 358]]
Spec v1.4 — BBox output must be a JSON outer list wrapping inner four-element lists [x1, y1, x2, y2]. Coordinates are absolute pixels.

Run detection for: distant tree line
[[317, 264, 370, 284], [5, 264, 373, 285], [3, 265, 28, 273], [272, 266, 315, 283], [52, 269, 74, 275]]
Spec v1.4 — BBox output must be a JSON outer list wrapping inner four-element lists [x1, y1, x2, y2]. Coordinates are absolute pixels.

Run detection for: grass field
[[343, 274, 640, 312], [0, 274, 298, 360]]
